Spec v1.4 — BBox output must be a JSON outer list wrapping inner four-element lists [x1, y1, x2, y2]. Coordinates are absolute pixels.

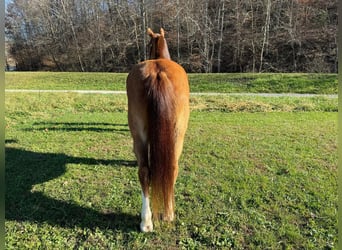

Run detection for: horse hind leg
[[134, 138, 153, 232], [139, 168, 153, 232]]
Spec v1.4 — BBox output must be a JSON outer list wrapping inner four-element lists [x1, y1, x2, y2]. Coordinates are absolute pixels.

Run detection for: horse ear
[[160, 28, 165, 37], [147, 28, 154, 37]]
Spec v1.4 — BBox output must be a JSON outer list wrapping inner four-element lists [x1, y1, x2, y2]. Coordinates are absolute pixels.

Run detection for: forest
[[5, 0, 338, 73]]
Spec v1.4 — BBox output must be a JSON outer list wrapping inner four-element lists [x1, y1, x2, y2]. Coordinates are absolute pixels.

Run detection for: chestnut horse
[[126, 28, 189, 232]]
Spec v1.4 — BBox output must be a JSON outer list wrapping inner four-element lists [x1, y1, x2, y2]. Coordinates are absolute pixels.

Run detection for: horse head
[[147, 28, 171, 60]]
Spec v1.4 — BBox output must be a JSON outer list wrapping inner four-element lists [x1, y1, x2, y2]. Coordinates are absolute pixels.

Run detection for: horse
[[126, 28, 190, 232]]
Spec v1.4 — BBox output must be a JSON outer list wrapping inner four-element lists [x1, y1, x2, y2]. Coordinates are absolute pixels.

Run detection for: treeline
[[5, 0, 337, 73]]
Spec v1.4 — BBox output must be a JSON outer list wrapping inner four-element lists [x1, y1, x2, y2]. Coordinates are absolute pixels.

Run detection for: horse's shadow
[[5, 143, 139, 232], [24, 122, 129, 133]]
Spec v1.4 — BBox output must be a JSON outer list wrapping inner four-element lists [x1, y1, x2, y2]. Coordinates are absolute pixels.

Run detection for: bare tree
[[217, 0, 225, 73], [60, 0, 85, 71], [259, 0, 271, 72]]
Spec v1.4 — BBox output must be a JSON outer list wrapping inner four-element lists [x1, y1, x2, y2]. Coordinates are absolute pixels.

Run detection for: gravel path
[[5, 89, 338, 98]]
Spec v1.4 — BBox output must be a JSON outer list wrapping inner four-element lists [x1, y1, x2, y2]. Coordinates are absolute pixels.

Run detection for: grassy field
[[5, 73, 337, 249], [5, 72, 338, 94]]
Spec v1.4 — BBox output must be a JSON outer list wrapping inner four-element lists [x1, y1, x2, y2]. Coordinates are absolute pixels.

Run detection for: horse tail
[[146, 70, 176, 220]]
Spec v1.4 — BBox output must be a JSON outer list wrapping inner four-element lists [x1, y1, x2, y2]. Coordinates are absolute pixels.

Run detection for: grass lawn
[[5, 91, 337, 249], [5, 72, 338, 94]]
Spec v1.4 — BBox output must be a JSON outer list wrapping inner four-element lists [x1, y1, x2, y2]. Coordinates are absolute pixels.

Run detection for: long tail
[[146, 70, 176, 220]]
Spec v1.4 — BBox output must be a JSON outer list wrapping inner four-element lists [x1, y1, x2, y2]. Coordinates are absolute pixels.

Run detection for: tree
[[5, 0, 338, 73]]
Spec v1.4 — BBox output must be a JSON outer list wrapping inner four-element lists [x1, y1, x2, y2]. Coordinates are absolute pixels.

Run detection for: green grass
[[5, 72, 338, 94], [188, 73, 337, 94], [5, 72, 127, 91], [5, 92, 337, 249]]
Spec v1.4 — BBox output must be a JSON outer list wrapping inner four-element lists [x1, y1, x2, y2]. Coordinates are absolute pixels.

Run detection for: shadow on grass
[[5, 145, 140, 232], [23, 122, 129, 133]]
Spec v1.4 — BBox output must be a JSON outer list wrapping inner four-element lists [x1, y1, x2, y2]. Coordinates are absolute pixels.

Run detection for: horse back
[[127, 59, 189, 98], [126, 59, 189, 123]]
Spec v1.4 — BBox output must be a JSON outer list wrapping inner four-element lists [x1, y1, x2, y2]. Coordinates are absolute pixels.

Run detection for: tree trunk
[[60, 0, 85, 72], [140, 0, 147, 61], [217, 0, 225, 73], [259, 0, 271, 72]]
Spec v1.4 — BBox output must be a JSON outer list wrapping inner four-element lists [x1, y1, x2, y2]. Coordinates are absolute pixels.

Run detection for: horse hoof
[[140, 222, 153, 232]]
